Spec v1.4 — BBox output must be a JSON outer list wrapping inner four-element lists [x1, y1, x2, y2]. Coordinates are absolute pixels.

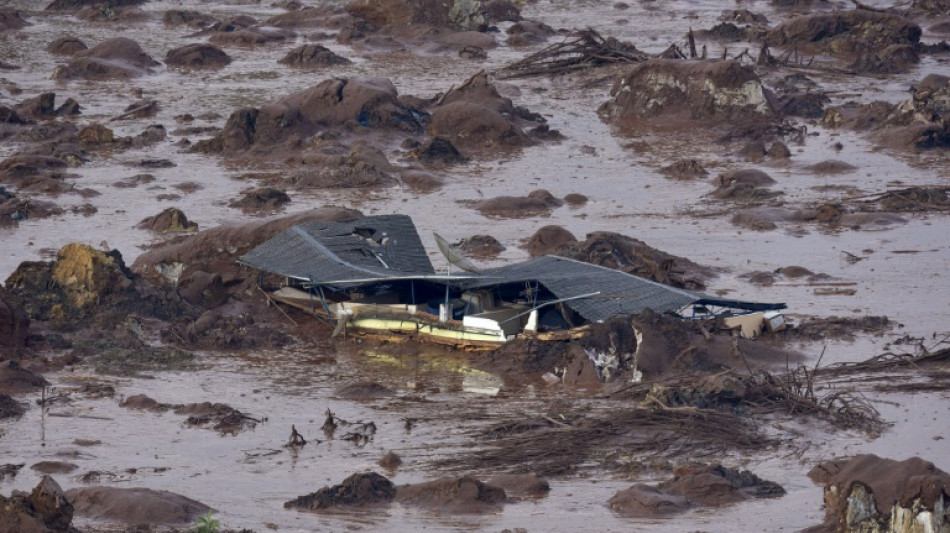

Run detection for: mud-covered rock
[[14, 93, 80, 121], [0, 10, 29, 31], [278, 44, 351, 67], [807, 160, 857, 174], [46, 0, 145, 10], [660, 159, 708, 180], [473, 189, 563, 218], [54, 37, 158, 80], [395, 476, 506, 512], [523, 225, 578, 256], [0, 297, 30, 358], [427, 71, 548, 151], [599, 60, 776, 129], [335, 381, 395, 399], [807, 454, 950, 533], [195, 77, 425, 154], [506, 20, 556, 47], [162, 9, 216, 28], [284, 472, 396, 511], [610, 464, 784, 518], [137, 207, 199, 234], [0, 361, 49, 396], [208, 27, 292, 47], [0, 476, 79, 533], [165, 44, 231, 69], [456, 234, 505, 258], [410, 136, 468, 165], [486, 474, 550, 498], [65, 486, 211, 525], [0, 394, 24, 419], [229, 187, 291, 214], [765, 10, 921, 60], [3, 243, 136, 322], [346, 0, 453, 28]]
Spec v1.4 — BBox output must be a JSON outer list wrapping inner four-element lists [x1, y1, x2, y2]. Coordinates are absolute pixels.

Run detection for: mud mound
[[765, 10, 920, 59], [506, 20, 556, 47], [557, 231, 715, 290], [0, 296, 30, 358], [165, 44, 231, 69], [121, 394, 256, 433], [30, 461, 77, 475], [0, 476, 78, 533], [779, 315, 892, 342], [427, 72, 548, 151], [195, 78, 424, 154], [207, 26, 292, 47], [65, 486, 210, 525], [0, 10, 29, 31], [54, 37, 158, 80], [456, 234, 505, 258], [346, 0, 453, 29], [229, 187, 290, 214], [523, 225, 578, 256], [610, 464, 783, 518], [0, 361, 49, 395], [46, 0, 145, 10], [717, 169, 775, 187], [284, 472, 396, 511], [660, 159, 708, 180], [131, 207, 359, 292], [279, 44, 351, 67], [599, 60, 776, 129], [473, 190, 563, 218], [486, 474, 550, 498], [807, 160, 857, 174], [0, 394, 24, 418], [807, 454, 950, 532], [395, 476, 506, 512], [335, 381, 395, 399]]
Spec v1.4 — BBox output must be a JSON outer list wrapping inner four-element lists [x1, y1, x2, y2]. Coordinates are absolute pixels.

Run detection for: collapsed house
[[239, 215, 786, 349]]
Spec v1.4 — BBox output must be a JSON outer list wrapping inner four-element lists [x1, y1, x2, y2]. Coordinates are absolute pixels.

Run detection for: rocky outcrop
[[807, 454, 950, 533]]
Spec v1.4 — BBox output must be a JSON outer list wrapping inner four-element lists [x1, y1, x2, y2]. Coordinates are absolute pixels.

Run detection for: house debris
[[239, 215, 786, 349]]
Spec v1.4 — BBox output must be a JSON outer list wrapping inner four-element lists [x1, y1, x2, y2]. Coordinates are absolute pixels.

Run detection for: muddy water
[[3, 0, 950, 530]]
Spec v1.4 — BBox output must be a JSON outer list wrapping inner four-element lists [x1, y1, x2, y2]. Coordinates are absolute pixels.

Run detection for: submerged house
[[239, 215, 786, 349]]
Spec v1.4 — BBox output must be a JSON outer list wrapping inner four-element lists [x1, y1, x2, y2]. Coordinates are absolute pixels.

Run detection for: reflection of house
[[239, 215, 785, 349]]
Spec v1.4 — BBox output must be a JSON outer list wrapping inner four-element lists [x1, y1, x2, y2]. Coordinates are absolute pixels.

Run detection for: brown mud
[[3, 0, 950, 531]]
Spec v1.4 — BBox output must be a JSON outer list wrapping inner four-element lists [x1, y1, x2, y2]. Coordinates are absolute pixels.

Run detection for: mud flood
[[2, 0, 950, 531]]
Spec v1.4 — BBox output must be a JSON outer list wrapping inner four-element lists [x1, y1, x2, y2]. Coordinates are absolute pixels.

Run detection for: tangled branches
[[499, 28, 648, 79]]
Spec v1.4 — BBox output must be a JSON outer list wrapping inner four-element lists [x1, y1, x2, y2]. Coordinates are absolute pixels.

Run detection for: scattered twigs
[[286, 424, 307, 447], [499, 28, 648, 79]]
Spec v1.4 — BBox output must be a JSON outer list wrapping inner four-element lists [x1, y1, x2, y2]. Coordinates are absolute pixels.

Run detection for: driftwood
[[287, 424, 307, 447], [499, 28, 648, 79]]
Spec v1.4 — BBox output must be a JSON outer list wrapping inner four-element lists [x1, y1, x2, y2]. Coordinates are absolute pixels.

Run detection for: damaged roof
[[238, 214, 440, 283], [240, 215, 785, 322]]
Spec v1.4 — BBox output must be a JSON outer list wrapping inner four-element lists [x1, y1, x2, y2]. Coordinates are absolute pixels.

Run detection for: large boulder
[[54, 37, 158, 80], [807, 454, 950, 532], [598, 60, 776, 128], [278, 44, 351, 68]]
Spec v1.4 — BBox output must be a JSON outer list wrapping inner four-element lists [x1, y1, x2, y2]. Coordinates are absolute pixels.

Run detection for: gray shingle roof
[[465, 255, 703, 322], [238, 214, 436, 283]]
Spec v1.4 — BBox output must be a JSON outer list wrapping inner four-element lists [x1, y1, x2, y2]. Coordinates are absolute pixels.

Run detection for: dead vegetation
[[499, 28, 647, 78]]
